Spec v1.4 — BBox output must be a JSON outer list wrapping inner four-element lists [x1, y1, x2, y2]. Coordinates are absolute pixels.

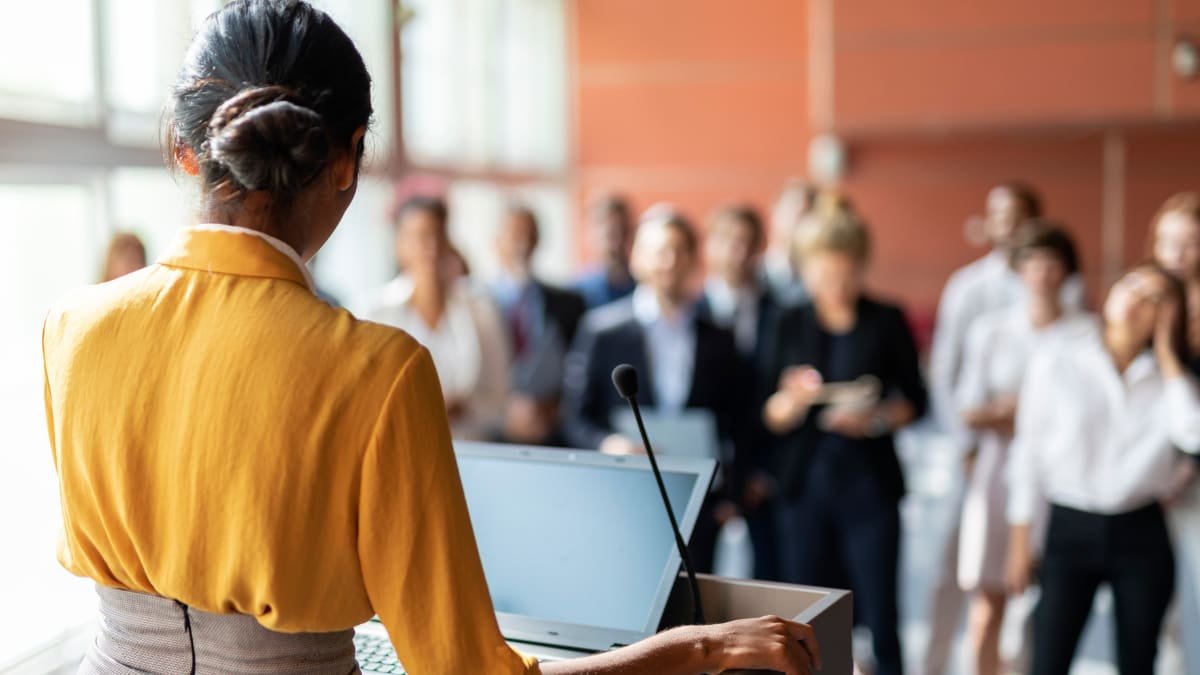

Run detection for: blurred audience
[[696, 203, 784, 581], [365, 196, 509, 441], [574, 194, 636, 309], [492, 204, 586, 445], [763, 196, 927, 675], [763, 178, 816, 305], [562, 209, 743, 573], [1005, 262, 1200, 675], [100, 232, 147, 282], [954, 224, 1091, 675], [360, 176, 1200, 673], [922, 181, 1075, 675]]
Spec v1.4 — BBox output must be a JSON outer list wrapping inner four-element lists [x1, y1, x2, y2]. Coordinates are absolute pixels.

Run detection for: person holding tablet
[[41, 1, 819, 673]]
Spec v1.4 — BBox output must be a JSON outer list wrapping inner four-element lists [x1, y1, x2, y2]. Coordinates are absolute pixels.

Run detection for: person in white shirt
[[1005, 262, 1200, 675], [365, 195, 510, 441], [954, 224, 1092, 675], [922, 181, 1085, 675]]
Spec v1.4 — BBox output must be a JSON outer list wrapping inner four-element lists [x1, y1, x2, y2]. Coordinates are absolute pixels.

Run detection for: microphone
[[611, 364, 706, 625]]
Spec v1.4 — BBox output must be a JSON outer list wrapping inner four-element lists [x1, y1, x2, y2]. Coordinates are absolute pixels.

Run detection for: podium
[[660, 574, 853, 675]]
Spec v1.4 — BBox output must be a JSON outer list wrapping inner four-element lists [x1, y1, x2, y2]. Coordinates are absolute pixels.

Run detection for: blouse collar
[[157, 224, 316, 293]]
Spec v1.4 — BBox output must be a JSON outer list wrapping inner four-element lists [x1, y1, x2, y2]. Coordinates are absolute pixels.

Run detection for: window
[[0, 1, 96, 126], [400, 0, 568, 172]]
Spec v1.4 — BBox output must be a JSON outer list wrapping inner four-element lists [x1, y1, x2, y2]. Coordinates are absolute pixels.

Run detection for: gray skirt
[[81, 585, 360, 674]]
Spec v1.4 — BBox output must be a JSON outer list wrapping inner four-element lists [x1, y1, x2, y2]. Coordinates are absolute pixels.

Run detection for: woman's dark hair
[[712, 203, 766, 251], [395, 195, 449, 230], [1009, 221, 1080, 276], [165, 0, 372, 202]]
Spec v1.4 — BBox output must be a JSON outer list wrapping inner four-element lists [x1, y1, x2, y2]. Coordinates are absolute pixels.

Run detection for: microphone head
[[611, 364, 639, 399]]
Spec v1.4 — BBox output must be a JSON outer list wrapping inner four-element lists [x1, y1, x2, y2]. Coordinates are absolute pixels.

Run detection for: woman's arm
[[1003, 351, 1055, 593], [541, 616, 821, 675], [359, 349, 539, 674]]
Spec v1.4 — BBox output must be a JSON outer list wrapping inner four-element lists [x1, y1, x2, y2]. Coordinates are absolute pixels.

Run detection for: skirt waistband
[[82, 585, 359, 674]]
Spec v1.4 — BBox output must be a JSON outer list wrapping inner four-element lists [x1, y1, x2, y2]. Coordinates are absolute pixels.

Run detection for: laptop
[[354, 441, 717, 672], [609, 407, 721, 460]]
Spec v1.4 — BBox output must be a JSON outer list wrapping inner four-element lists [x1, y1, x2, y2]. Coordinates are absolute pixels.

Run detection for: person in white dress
[[365, 195, 510, 441], [924, 182, 1054, 675], [954, 225, 1093, 675], [1006, 262, 1200, 675]]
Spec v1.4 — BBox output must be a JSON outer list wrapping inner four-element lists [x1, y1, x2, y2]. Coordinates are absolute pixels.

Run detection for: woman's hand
[[1005, 524, 1035, 595], [704, 615, 823, 674], [540, 615, 822, 675], [818, 407, 873, 439], [764, 366, 823, 433], [600, 433, 645, 456], [1154, 295, 1184, 379]]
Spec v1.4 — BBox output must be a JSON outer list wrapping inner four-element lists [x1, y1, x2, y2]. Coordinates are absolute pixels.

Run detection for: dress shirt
[[493, 272, 546, 355], [42, 225, 538, 673], [955, 307, 1095, 415], [704, 277, 760, 356], [365, 276, 510, 441], [631, 286, 696, 413], [929, 250, 1086, 450], [1007, 324, 1200, 524]]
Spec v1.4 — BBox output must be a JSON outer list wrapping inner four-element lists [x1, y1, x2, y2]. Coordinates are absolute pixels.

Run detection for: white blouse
[[1006, 324, 1200, 524], [364, 275, 510, 441], [929, 250, 1085, 449]]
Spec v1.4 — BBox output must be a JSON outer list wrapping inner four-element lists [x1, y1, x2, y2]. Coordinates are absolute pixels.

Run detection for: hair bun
[[207, 86, 331, 194]]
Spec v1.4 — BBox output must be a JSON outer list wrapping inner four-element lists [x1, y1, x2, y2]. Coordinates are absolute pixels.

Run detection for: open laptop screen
[[455, 442, 714, 650]]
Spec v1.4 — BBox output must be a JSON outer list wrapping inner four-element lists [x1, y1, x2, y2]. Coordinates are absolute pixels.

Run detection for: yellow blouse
[[42, 225, 539, 674]]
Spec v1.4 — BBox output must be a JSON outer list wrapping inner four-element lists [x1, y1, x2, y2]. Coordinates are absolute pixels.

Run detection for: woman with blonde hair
[[764, 195, 927, 675]]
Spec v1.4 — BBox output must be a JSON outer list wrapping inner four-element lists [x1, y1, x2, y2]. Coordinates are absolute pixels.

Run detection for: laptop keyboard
[[355, 632, 405, 674], [354, 632, 556, 673]]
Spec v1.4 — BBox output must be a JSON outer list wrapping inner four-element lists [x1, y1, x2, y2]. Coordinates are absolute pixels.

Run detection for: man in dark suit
[[493, 204, 586, 446], [695, 204, 785, 581], [563, 209, 745, 573]]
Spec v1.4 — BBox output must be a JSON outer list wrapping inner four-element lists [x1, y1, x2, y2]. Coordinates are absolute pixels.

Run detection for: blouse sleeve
[[955, 318, 993, 417], [1164, 372, 1200, 454], [1006, 350, 1055, 526], [357, 347, 538, 675], [928, 275, 976, 448]]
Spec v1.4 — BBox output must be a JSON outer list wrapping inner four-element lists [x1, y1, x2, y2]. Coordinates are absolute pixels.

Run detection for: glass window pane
[[311, 0, 395, 167], [0, 182, 103, 666], [107, 167, 195, 261], [0, 1, 96, 125], [103, 1, 195, 115], [400, 0, 566, 172]]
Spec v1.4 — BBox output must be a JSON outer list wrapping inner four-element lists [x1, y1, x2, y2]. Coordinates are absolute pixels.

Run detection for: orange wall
[[572, 0, 1200, 321]]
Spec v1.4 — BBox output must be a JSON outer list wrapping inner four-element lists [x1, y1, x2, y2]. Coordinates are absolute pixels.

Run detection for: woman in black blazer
[[763, 198, 928, 675]]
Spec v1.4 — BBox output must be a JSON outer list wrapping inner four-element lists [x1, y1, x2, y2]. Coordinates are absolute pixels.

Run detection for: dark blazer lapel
[[620, 319, 658, 409]]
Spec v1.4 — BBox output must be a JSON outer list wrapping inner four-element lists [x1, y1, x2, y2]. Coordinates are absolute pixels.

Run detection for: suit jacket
[[766, 296, 929, 502], [503, 280, 586, 400], [562, 297, 748, 490]]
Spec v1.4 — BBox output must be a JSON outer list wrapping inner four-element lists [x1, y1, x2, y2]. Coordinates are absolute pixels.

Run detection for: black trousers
[[1033, 502, 1175, 675], [775, 465, 903, 675]]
